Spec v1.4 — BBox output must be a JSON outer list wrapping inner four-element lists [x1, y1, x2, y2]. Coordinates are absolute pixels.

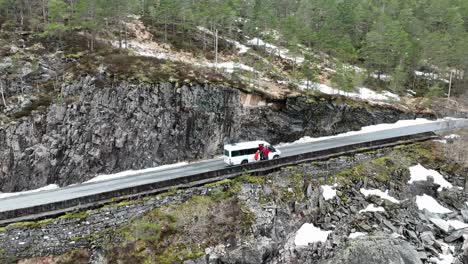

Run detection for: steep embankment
[[0, 76, 433, 192]]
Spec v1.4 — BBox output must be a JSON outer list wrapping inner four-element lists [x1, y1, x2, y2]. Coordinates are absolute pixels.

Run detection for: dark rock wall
[[0, 77, 432, 192]]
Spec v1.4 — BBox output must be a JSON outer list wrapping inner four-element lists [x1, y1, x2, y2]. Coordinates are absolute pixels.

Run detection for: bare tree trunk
[[447, 71, 453, 107], [124, 24, 128, 49], [118, 22, 122, 49], [164, 16, 168, 43], [215, 28, 218, 71], [203, 28, 206, 51], [41, 0, 47, 26], [20, 8, 24, 31]]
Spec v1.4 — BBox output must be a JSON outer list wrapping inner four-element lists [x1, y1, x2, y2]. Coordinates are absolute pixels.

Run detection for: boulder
[[319, 235, 423, 264]]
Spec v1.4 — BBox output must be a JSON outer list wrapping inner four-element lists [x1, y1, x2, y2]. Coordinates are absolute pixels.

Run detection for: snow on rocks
[[446, 220, 468, 230], [429, 241, 455, 264], [430, 218, 468, 232], [430, 218, 452, 233], [0, 184, 59, 200], [294, 223, 332, 246], [416, 194, 452, 214], [359, 204, 385, 213], [348, 232, 367, 239], [409, 164, 453, 191], [321, 185, 337, 200], [360, 188, 399, 203], [433, 134, 460, 144]]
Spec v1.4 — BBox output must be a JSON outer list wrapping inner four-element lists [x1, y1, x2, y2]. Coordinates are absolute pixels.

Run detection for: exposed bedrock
[[0, 77, 432, 191]]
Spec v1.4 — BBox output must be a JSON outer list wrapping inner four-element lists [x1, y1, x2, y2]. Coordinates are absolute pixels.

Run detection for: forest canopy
[[1, 0, 467, 95]]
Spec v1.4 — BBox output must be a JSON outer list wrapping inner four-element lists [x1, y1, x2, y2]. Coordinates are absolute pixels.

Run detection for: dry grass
[[438, 130, 468, 168], [17, 249, 90, 264], [106, 194, 248, 264]]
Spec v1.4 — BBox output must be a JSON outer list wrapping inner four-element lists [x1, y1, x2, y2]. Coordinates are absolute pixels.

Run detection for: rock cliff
[[0, 77, 431, 192]]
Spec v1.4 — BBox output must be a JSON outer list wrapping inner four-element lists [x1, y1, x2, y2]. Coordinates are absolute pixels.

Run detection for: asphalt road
[[0, 118, 467, 213]]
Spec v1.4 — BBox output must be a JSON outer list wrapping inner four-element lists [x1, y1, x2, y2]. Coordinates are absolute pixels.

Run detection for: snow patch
[[359, 204, 385, 213], [197, 26, 249, 54], [205, 61, 255, 73], [447, 220, 468, 230], [321, 185, 337, 200], [294, 223, 332, 246], [430, 218, 451, 232], [416, 194, 451, 214], [348, 232, 367, 239], [247, 37, 304, 63], [409, 164, 453, 191], [110, 40, 168, 59], [85, 162, 189, 183], [429, 240, 455, 264], [445, 134, 460, 139], [360, 188, 399, 203], [0, 184, 59, 200], [299, 82, 400, 102]]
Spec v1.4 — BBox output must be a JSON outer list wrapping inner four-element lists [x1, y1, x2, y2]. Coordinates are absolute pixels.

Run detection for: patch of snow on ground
[[360, 188, 399, 203], [294, 223, 332, 246], [300, 82, 400, 102], [0, 184, 59, 200], [445, 134, 460, 139], [110, 40, 168, 59], [321, 185, 337, 200], [205, 62, 255, 73], [197, 26, 249, 54], [349, 232, 367, 239], [85, 162, 189, 183], [278, 118, 440, 147], [431, 253, 454, 264], [414, 71, 449, 83], [433, 139, 448, 144], [247, 37, 304, 63], [429, 241, 455, 264], [416, 194, 452, 214], [359, 204, 385, 213], [409, 164, 453, 191]]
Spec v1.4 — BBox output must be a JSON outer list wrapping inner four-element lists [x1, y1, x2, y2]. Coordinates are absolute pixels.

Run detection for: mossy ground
[[104, 178, 254, 264]]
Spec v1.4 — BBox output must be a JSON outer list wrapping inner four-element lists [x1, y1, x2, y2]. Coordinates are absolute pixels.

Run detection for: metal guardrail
[[0, 132, 438, 224]]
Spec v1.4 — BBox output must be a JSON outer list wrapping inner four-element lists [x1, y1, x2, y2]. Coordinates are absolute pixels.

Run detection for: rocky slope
[[2, 138, 467, 264], [0, 75, 432, 192]]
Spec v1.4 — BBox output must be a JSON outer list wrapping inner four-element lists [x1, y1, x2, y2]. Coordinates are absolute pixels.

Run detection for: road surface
[[0, 118, 466, 214]]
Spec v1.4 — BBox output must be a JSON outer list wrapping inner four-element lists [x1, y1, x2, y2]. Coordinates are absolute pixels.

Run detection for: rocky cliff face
[[0, 77, 432, 192]]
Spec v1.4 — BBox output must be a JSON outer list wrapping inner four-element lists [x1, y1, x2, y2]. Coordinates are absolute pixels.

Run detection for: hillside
[[0, 1, 468, 264]]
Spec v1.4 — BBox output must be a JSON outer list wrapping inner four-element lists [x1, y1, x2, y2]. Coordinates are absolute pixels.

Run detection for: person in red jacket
[[258, 144, 265, 160], [263, 145, 270, 160]]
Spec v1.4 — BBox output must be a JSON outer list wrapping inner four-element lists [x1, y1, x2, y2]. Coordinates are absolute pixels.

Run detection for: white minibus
[[223, 141, 281, 166]]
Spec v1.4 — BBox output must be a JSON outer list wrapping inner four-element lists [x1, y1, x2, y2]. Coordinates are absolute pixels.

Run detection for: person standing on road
[[263, 145, 270, 160], [258, 144, 265, 160]]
